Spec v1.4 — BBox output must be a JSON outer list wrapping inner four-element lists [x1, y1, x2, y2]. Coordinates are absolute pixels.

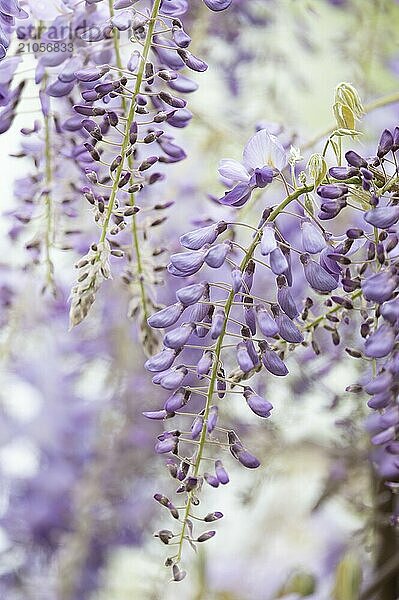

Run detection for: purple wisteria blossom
[[218, 129, 288, 206]]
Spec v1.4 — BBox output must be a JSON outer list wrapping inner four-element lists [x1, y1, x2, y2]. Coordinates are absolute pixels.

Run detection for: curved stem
[[175, 184, 313, 563], [108, 0, 150, 321]]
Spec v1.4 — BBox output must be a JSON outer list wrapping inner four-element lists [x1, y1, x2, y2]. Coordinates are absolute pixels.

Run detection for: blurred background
[[1, 1, 399, 598]]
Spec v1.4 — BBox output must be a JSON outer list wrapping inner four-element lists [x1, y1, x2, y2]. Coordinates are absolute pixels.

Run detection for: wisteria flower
[[218, 129, 288, 206]]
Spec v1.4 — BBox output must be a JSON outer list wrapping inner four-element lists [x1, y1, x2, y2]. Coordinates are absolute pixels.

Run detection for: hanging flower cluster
[[144, 115, 399, 579]]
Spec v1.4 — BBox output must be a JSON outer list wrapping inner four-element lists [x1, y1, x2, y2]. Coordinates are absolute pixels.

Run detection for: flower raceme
[[144, 124, 399, 580], [64, 0, 228, 345]]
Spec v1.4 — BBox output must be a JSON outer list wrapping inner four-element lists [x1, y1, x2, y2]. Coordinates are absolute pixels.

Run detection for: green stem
[[175, 184, 313, 563], [108, 0, 150, 321], [43, 77, 54, 290], [303, 289, 363, 331], [98, 0, 161, 322]]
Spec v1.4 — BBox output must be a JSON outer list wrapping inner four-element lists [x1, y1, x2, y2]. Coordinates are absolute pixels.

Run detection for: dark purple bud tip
[[204, 511, 224, 522], [377, 129, 394, 158], [185, 476, 198, 492], [143, 409, 170, 420], [172, 564, 187, 582], [329, 166, 358, 180], [155, 529, 174, 545], [345, 150, 367, 168], [317, 184, 348, 199], [197, 531, 216, 542]]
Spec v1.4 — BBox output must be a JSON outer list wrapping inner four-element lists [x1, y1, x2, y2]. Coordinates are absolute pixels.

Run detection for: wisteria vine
[[3, 0, 399, 596], [143, 88, 399, 583]]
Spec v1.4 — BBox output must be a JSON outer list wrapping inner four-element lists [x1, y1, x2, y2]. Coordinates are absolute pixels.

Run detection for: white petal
[[243, 129, 288, 172], [218, 159, 250, 183]]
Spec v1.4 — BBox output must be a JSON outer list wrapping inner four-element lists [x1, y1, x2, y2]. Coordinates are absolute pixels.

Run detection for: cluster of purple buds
[[143, 121, 399, 578], [317, 128, 399, 484], [68, 0, 226, 331]]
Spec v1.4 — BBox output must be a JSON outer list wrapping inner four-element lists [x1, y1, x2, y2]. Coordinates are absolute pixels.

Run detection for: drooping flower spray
[[145, 83, 399, 587], [68, 0, 229, 356]]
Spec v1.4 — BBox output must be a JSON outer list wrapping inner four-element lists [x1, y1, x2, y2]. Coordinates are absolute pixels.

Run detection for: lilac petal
[[361, 271, 397, 303], [329, 166, 358, 180], [277, 285, 299, 319], [177, 49, 208, 72], [215, 460, 229, 484], [244, 304, 257, 335], [209, 309, 224, 340], [47, 78, 74, 97], [269, 247, 288, 275], [207, 406, 218, 433], [245, 338, 259, 366], [218, 182, 252, 206], [176, 282, 207, 306], [317, 184, 348, 199], [364, 324, 395, 358], [164, 389, 187, 412], [170, 249, 206, 274], [256, 305, 279, 337], [364, 206, 399, 229], [367, 392, 392, 409], [232, 445, 261, 469], [164, 323, 194, 349], [365, 371, 393, 395], [75, 65, 109, 82], [260, 226, 277, 255], [380, 298, 399, 324], [180, 220, 227, 250], [145, 348, 177, 372], [155, 436, 178, 454], [372, 427, 396, 446], [237, 342, 255, 373], [252, 166, 274, 188], [191, 416, 203, 439], [143, 410, 169, 420], [197, 350, 213, 377], [243, 129, 287, 172], [204, 473, 219, 487], [301, 221, 326, 254], [205, 241, 231, 268], [160, 367, 188, 390], [188, 294, 209, 324], [148, 302, 184, 328], [219, 158, 249, 184], [168, 74, 198, 93], [301, 254, 338, 293], [244, 388, 273, 418], [345, 150, 367, 168], [231, 268, 243, 293], [320, 247, 342, 275], [377, 129, 394, 158], [152, 369, 173, 385], [261, 346, 288, 376], [276, 314, 304, 344]]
